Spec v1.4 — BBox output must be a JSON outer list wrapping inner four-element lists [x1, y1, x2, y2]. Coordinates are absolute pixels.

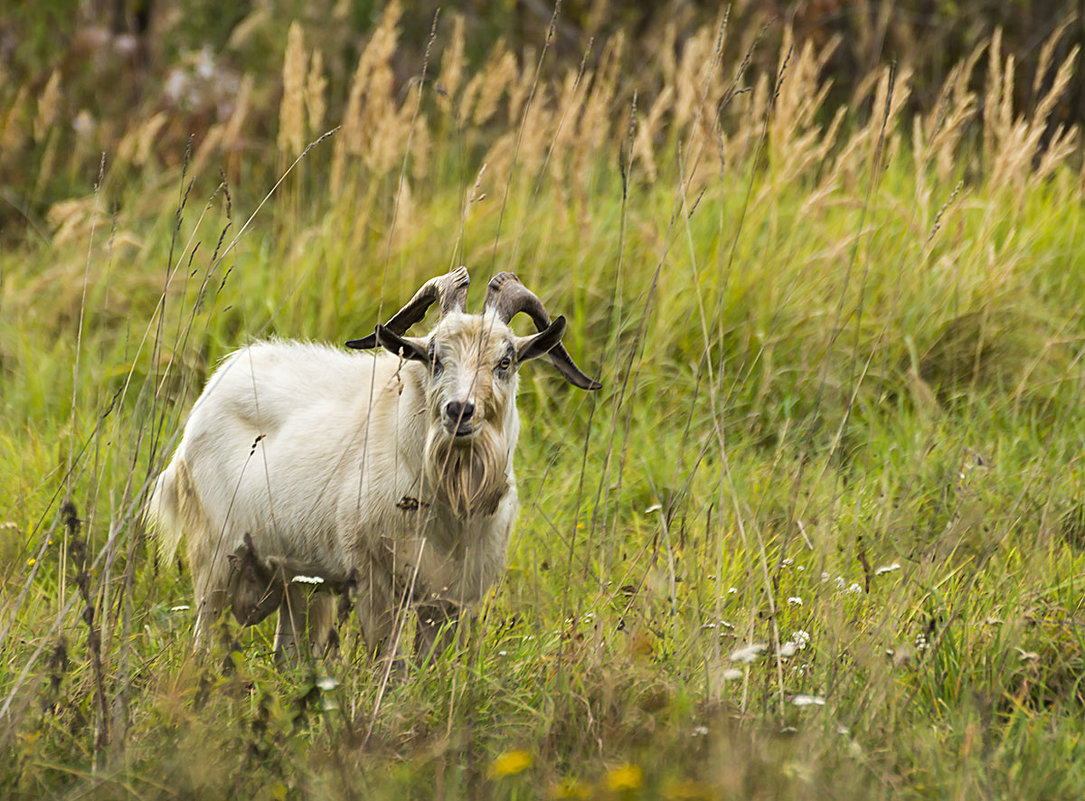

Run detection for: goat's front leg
[[351, 557, 399, 658], [414, 600, 460, 662], [274, 585, 337, 666]]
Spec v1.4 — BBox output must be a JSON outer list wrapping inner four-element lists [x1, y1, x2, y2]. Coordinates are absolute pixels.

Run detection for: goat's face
[[425, 313, 518, 443], [376, 310, 567, 446]]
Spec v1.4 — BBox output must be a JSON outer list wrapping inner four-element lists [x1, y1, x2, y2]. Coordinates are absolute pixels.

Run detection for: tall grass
[[2, 8, 1085, 799]]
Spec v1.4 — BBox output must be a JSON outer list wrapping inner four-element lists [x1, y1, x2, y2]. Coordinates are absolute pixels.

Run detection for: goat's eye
[[496, 356, 512, 372], [427, 341, 443, 376]]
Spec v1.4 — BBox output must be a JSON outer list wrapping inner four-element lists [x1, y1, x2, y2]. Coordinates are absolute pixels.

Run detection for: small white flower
[[834, 576, 846, 589], [792, 694, 826, 707], [729, 642, 768, 663], [292, 574, 325, 585], [779, 641, 798, 657], [781, 557, 794, 567], [692, 725, 709, 736], [498, 650, 508, 656], [875, 562, 901, 575], [721, 667, 744, 680], [316, 676, 339, 691], [846, 582, 863, 595], [821, 572, 831, 583], [796, 565, 805, 571], [787, 596, 803, 606], [792, 630, 811, 648], [728, 587, 738, 595]]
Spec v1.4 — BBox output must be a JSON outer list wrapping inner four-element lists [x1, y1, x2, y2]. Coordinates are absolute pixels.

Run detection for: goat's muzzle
[[443, 400, 477, 439]]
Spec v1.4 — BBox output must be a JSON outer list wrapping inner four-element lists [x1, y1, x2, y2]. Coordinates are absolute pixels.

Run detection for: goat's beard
[[424, 423, 509, 518]]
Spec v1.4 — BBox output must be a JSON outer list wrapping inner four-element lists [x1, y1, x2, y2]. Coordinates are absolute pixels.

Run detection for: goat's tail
[[145, 458, 187, 564]]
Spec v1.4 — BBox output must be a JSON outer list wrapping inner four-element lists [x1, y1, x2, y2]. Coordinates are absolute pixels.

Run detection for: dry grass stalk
[[986, 25, 1080, 195], [577, 33, 626, 158], [47, 197, 106, 245], [481, 131, 517, 184], [332, 1, 402, 193], [473, 42, 518, 126], [548, 67, 591, 184], [632, 86, 673, 182], [1, 85, 30, 161], [674, 24, 717, 131], [1031, 18, 1075, 102], [305, 49, 327, 135], [516, 84, 552, 175], [34, 69, 62, 143], [366, 100, 414, 177], [769, 35, 837, 167], [834, 65, 912, 182], [507, 52, 534, 124], [117, 112, 168, 168], [278, 21, 307, 157], [436, 12, 466, 115], [912, 41, 985, 192], [458, 70, 484, 126]]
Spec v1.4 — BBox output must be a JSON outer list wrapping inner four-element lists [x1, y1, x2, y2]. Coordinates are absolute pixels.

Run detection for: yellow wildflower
[[606, 763, 643, 792], [488, 749, 533, 778]]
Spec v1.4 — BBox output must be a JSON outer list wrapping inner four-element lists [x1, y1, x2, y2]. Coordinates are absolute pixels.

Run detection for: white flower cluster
[[779, 629, 811, 658]]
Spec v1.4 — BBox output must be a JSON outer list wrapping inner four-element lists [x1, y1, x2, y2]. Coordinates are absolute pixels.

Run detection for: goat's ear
[[515, 315, 567, 362], [375, 324, 429, 363]]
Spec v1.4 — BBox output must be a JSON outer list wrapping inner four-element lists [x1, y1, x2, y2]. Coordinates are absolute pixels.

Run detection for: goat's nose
[[445, 400, 475, 423]]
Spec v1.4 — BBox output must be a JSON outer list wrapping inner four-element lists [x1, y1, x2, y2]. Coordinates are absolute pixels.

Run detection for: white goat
[[146, 268, 599, 659]]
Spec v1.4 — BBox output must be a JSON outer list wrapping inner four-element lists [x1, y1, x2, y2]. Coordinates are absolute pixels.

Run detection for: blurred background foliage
[[2, 0, 1083, 242]]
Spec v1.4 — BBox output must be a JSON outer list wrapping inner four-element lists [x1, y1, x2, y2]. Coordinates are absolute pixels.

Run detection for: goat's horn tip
[[445, 265, 470, 285], [487, 271, 521, 290], [345, 332, 377, 349]]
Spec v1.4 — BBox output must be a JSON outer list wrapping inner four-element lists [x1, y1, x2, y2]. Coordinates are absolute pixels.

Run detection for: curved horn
[[484, 272, 602, 390], [346, 266, 470, 349]]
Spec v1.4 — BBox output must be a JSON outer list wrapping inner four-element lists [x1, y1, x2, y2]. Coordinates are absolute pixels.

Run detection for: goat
[[146, 267, 600, 660]]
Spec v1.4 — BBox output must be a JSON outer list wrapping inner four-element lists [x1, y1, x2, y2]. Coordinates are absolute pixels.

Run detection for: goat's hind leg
[[190, 554, 234, 652]]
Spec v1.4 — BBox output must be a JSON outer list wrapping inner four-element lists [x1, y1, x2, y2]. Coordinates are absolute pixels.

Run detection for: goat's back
[[148, 340, 423, 578]]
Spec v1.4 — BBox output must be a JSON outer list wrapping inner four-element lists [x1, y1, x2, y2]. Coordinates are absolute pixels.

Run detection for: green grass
[[3, 26, 1085, 801]]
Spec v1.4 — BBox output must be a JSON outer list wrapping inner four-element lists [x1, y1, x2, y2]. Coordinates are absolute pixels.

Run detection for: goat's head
[[346, 267, 600, 515]]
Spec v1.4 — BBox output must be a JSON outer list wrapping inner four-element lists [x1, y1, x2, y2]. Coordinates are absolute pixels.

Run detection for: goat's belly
[[375, 499, 517, 608]]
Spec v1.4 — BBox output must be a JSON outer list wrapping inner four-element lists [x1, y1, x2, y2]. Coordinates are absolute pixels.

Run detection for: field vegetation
[[2, 2, 1085, 798]]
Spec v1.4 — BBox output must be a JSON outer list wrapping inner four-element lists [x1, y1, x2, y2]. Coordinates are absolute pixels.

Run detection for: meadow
[[2, 5, 1085, 799]]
